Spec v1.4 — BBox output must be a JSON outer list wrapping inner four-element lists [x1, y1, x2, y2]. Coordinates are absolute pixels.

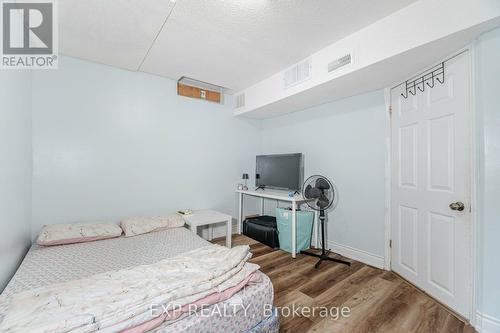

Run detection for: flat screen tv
[[255, 153, 303, 191]]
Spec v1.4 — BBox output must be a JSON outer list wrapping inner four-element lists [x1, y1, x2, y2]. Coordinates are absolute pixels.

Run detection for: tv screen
[[255, 153, 303, 191]]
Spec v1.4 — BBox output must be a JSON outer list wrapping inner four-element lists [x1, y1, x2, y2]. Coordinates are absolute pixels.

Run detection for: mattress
[[0, 227, 274, 333]]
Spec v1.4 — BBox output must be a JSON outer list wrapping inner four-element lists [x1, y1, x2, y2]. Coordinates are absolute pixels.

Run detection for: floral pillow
[[37, 222, 123, 246], [121, 215, 185, 237]]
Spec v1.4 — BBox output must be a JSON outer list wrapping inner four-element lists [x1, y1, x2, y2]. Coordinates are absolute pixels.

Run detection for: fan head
[[302, 175, 337, 211]]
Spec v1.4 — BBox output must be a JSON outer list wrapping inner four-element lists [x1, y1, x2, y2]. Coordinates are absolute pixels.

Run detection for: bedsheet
[[0, 227, 274, 333]]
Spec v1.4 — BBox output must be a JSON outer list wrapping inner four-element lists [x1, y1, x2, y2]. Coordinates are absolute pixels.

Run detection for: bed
[[0, 227, 278, 333]]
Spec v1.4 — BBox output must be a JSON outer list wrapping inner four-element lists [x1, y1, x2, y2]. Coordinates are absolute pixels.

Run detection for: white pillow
[[37, 222, 123, 246], [120, 215, 185, 237]]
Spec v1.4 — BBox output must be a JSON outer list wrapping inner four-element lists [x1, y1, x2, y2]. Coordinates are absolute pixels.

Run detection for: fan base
[[300, 249, 351, 269]]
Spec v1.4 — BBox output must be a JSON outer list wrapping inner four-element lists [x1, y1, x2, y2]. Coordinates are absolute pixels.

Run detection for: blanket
[[0, 244, 258, 333]]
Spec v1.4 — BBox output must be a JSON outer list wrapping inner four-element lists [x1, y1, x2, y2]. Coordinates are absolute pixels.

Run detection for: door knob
[[449, 202, 465, 211]]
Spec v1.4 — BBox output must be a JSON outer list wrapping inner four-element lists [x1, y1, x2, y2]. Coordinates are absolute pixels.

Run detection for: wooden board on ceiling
[[177, 83, 221, 103]]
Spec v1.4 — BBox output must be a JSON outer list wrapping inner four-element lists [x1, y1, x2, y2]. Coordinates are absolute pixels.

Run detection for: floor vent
[[236, 93, 245, 108], [284, 58, 311, 89], [328, 53, 352, 73]]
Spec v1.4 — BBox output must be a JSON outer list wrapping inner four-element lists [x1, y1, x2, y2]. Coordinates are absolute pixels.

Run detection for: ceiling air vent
[[284, 58, 311, 89], [235, 93, 245, 108], [328, 53, 352, 73]]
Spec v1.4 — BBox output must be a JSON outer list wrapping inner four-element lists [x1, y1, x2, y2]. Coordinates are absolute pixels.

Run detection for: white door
[[391, 52, 471, 318]]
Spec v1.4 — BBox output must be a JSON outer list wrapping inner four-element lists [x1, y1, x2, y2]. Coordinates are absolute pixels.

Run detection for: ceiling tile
[[60, 0, 175, 71]]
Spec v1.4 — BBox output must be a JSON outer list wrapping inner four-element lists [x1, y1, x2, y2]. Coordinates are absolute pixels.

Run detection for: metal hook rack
[[401, 62, 445, 99]]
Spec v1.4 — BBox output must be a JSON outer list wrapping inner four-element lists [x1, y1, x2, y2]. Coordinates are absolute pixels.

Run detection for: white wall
[[31, 56, 261, 237], [30, 56, 386, 266], [0, 71, 32, 291], [260, 90, 387, 260], [29, 56, 387, 265], [475, 27, 500, 325]]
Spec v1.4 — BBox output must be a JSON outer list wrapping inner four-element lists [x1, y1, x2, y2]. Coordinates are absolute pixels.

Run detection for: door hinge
[[389, 239, 392, 248], [389, 106, 393, 115]]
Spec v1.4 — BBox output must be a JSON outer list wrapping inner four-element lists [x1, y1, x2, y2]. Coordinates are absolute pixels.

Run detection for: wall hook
[[417, 78, 425, 92], [400, 62, 445, 99], [401, 81, 409, 98], [436, 62, 445, 84], [409, 82, 416, 96]]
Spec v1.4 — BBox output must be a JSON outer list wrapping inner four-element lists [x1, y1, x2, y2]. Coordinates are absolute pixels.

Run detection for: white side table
[[183, 210, 233, 248]]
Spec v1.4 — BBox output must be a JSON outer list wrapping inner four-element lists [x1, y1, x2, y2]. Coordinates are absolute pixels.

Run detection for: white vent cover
[[328, 53, 352, 73], [284, 58, 311, 89], [235, 93, 245, 108]]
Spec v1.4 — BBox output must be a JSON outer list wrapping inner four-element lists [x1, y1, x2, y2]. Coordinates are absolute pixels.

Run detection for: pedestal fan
[[301, 175, 351, 269]]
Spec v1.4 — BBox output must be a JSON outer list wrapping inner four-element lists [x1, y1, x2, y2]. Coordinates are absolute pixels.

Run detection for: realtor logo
[[1, 0, 57, 69]]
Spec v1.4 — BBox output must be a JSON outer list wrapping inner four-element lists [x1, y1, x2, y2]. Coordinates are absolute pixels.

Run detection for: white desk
[[183, 210, 232, 248], [236, 189, 318, 258]]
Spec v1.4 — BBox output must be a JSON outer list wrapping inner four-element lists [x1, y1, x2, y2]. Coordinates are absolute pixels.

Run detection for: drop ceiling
[[60, 0, 417, 92]]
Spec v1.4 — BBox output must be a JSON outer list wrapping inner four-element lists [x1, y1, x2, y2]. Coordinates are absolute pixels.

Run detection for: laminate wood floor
[[212, 234, 475, 333]]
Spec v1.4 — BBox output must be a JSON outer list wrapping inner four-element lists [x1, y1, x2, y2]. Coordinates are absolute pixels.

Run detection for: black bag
[[243, 215, 280, 249]]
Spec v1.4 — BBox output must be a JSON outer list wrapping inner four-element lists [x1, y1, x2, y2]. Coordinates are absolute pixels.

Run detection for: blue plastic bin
[[275, 208, 314, 253]]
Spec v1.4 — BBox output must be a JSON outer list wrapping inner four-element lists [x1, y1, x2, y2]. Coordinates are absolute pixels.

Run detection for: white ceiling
[[59, 0, 175, 71], [60, 0, 417, 92]]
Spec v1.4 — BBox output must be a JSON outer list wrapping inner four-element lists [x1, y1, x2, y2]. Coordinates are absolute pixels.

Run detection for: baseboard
[[207, 223, 385, 271], [327, 241, 385, 269], [476, 312, 500, 333]]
